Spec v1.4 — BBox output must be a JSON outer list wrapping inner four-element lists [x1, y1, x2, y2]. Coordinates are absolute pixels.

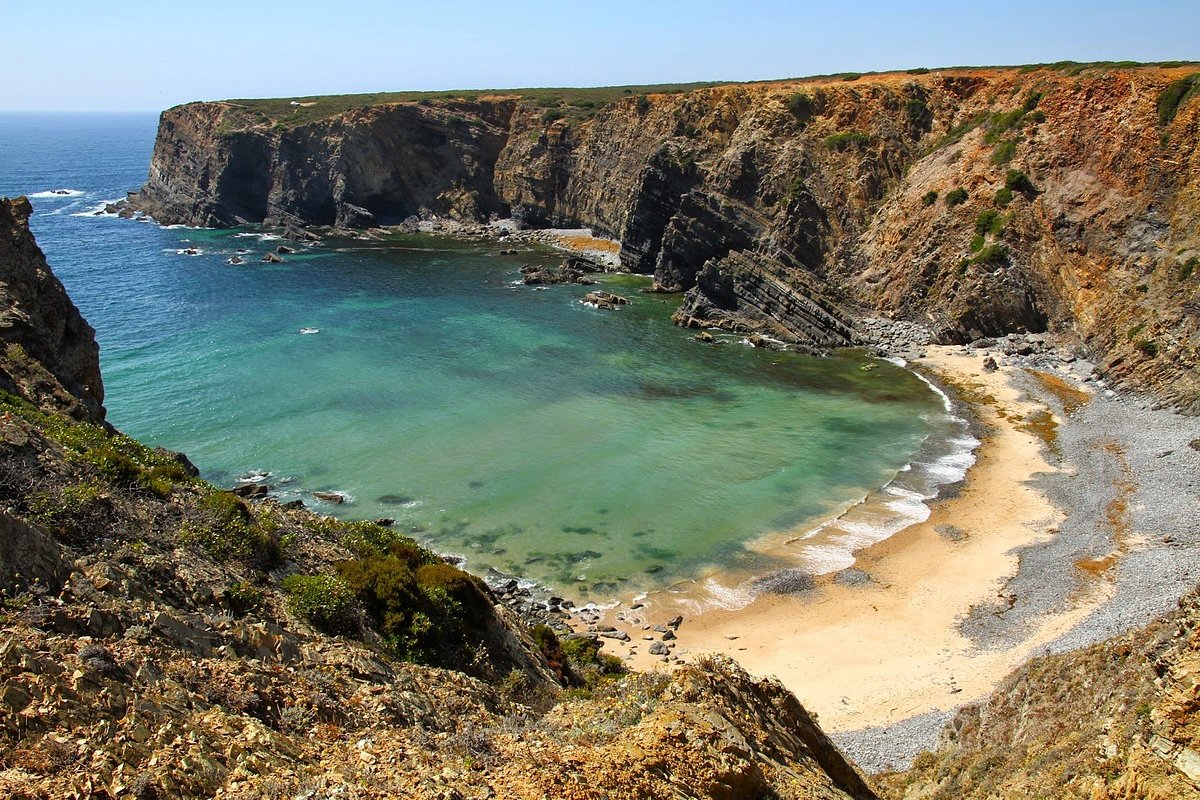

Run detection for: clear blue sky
[[3, 0, 1197, 111]]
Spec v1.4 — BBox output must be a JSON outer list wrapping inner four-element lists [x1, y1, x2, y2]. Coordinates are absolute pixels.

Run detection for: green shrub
[[971, 243, 1010, 266], [945, 187, 969, 206], [1137, 339, 1159, 358], [1157, 74, 1200, 125], [785, 175, 807, 202], [561, 636, 626, 689], [282, 574, 357, 633], [180, 491, 290, 567], [1027, 110, 1047, 124], [905, 94, 930, 127], [1005, 169, 1038, 195], [991, 139, 1018, 165], [825, 131, 871, 151], [542, 109, 564, 123], [0, 392, 196, 500], [933, 111, 989, 149], [1179, 257, 1198, 279], [1127, 322, 1147, 341], [906, 67, 931, 75], [921, 190, 939, 207], [994, 187, 1014, 207], [634, 94, 650, 115], [335, 547, 491, 665], [975, 209, 1006, 237], [224, 581, 264, 616], [530, 623, 572, 683], [25, 481, 112, 541], [969, 234, 985, 253], [786, 91, 815, 123], [340, 520, 408, 557]]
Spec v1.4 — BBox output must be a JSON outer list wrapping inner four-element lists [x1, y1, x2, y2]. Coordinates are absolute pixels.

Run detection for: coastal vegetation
[[223, 81, 732, 127]]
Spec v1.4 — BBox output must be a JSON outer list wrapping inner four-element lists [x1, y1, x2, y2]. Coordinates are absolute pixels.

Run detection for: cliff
[[0, 196, 876, 799], [880, 586, 1200, 799], [132, 65, 1200, 409], [0, 198, 104, 422]]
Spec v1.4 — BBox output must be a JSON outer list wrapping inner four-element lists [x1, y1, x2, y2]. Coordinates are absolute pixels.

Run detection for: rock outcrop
[[880, 587, 1200, 799], [131, 66, 1200, 410], [0, 198, 104, 422]]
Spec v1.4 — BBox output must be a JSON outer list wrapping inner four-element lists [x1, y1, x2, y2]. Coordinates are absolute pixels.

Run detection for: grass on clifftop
[[213, 61, 1199, 129], [221, 82, 732, 127]]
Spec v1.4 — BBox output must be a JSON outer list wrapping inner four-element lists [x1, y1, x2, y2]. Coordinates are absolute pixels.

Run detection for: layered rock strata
[[132, 67, 1200, 410]]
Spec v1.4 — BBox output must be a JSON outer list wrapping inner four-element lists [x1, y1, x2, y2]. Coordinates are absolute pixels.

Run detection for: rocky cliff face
[[131, 66, 1200, 410], [0, 198, 104, 422], [880, 587, 1200, 799], [0, 213, 876, 798]]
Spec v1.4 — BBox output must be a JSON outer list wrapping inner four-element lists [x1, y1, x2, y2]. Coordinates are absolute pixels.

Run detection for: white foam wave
[[796, 543, 857, 574], [69, 199, 122, 218], [29, 189, 84, 199], [699, 576, 756, 611], [299, 327, 320, 335]]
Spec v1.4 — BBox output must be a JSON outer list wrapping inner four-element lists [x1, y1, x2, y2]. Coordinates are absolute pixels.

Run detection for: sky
[[3, 0, 1198, 112]]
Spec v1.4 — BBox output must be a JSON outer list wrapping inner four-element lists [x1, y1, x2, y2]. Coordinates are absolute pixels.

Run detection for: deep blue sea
[[0, 112, 975, 605]]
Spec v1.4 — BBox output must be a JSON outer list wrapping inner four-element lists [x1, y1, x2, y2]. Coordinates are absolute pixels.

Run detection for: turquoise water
[[0, 113, 960, 600]]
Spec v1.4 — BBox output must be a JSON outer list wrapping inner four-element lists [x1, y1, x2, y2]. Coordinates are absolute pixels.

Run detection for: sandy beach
[[565, 335, 1200, 771], [583, 347, 1103, 725]]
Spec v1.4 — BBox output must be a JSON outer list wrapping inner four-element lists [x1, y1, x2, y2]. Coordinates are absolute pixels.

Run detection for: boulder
[[582, 291, 630, 310]]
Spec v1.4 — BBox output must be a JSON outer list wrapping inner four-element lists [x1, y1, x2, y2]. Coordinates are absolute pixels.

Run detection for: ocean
[[0, 111, 975, 606]]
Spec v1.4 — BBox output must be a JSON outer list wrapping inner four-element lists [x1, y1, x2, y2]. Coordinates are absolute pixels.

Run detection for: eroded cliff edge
[[131, 66, 1200, 410]]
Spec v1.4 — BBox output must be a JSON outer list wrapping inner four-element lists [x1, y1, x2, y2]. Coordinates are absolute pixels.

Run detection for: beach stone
[[751, 569, 814, 595], [375, 518, 395, 527], [833, 567, 873, 587], [649, 641, 669, 655], [936, 524, 968, 541], [667, 615, 684, 629], [982, 355, 998, 372], [262, 252, 283, 263], [661, 629, 676, 641], [600, 630, 630, 642], [312, 491, 345, 504], [229, 484, 269, 499]]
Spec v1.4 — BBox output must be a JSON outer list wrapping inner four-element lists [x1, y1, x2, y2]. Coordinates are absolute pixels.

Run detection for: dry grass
[[556, 234, 621, 254], [1029, 370, 1091, 415], [1074, 439, 1136, 582]]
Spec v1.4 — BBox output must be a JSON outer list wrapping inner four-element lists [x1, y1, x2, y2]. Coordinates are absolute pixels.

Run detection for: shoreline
[[580, 347, 1094, 718], [560, 336, 1200, 770], [116, 213, 1200, 768]]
